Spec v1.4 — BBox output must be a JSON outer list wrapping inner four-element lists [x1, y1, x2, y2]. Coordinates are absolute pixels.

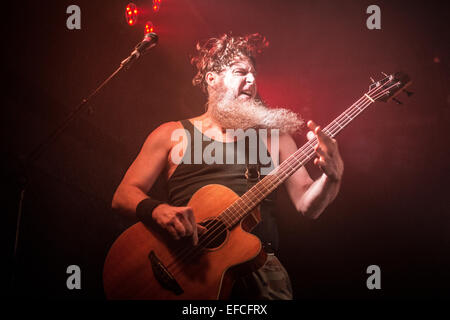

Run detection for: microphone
[[121, 32, 159, 68]]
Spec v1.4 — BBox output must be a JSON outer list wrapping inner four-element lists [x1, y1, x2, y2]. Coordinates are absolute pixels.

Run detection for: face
[[213, 58, 257, 101], [206, 57, 303, 133]]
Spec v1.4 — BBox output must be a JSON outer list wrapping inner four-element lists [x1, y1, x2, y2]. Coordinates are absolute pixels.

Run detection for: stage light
[[152, 0, 161, 12], [145, 21, 155, 34], [125, 3, 138, 26]]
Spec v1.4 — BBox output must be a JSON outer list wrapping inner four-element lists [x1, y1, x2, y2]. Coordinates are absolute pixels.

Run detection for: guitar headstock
[[368, 72, 412, 104]]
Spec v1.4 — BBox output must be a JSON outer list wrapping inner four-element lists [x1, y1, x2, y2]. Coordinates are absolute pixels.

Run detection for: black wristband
[[136, 198, 164, 226]]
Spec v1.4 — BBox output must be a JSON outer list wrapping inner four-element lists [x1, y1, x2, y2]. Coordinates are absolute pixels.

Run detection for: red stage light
[[152, 0, 160, 12], [145, 21, 155, 34], [125, 3, 138, 26]]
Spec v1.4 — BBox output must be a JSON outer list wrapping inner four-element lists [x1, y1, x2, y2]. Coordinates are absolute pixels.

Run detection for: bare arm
[[111, 121, 205, 245], [280, 120, 344, 219], [111, 122, 177, 218]]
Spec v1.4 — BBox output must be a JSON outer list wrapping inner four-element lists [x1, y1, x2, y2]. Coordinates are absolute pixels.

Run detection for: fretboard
[[219, 92, 377, 229]]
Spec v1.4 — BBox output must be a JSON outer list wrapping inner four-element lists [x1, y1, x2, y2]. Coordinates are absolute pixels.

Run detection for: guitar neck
[[219, 92, 377, 228]]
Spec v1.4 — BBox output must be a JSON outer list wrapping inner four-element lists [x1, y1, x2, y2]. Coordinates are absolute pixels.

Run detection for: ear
[[205, 71, 217, 87]]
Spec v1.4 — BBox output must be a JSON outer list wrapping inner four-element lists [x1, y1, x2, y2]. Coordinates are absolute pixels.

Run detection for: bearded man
[[111, 33, 344, 299]]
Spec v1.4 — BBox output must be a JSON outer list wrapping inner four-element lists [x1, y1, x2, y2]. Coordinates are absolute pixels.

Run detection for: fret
[[343, 112, 353, 121], [219, 91, 381, 229], [332, 121, 343, 131], [219, 208, 233, 228], [252, 184, 266, 199], [241, 192, 255, 206]]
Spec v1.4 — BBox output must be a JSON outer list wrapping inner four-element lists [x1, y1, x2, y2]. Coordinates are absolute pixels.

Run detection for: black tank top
[[167, 119, 279, 252]]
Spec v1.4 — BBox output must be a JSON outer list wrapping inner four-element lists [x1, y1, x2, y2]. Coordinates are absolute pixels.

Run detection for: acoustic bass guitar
[[103, 72, 412, 299]]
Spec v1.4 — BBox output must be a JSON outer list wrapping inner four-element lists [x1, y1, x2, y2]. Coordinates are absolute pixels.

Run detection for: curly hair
[[190, 33, 269, 93]]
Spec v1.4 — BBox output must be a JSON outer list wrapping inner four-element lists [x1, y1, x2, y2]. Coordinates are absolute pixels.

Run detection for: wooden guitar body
[[103, 184, 266, 300]]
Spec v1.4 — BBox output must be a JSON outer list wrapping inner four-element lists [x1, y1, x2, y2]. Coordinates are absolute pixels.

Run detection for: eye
[[234, 69, 247, 75]]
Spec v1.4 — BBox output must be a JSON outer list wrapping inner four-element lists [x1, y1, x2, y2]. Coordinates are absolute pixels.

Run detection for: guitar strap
[[244, 134, 277, 255], [244, 135, 260, 193]]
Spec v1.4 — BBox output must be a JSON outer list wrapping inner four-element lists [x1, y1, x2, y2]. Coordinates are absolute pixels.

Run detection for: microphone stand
[[11, 45, 144, 292]]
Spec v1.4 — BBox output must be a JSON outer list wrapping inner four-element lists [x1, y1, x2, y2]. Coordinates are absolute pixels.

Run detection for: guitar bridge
[[148, 250, 184, 295]]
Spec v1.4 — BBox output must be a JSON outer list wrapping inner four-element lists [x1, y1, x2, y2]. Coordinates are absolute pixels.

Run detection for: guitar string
[[164, 80, 397, 274], [212, 79, 397, 228], [164, 80, 399, 273], [223, 79, 402, 227], [163, 79, 396, 272]]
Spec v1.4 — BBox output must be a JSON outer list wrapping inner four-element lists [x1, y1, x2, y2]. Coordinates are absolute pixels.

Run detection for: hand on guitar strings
[[152, 203, 207, 246], [307, 120, 344, 182]]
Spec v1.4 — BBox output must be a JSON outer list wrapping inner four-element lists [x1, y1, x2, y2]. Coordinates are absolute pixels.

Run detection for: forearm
[[298, 173, 341, 219], [111, 185, 150, 219]]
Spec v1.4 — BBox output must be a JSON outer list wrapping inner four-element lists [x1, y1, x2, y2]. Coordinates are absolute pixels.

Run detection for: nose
[[246, 72, 255, 84]]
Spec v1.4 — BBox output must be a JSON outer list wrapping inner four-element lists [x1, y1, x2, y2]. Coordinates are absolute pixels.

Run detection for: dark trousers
[[230, 254, 293, 300]]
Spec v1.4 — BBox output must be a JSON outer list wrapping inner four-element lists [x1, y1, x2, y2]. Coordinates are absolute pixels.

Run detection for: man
[[111, 33, 343, 299]]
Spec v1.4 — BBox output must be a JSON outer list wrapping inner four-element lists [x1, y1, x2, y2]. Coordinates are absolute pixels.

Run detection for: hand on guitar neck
[[306, 120, 344, 182]]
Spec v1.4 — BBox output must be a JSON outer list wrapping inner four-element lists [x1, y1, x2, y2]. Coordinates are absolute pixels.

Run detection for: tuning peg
[[392, 98, 403, 105], [370, 77, 375, 83], [381, 72, 389, 77], [403, 89, 414, 97]]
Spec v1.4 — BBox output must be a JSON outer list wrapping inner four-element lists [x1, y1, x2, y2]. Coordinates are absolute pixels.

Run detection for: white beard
[[208, 89, 303, 135]]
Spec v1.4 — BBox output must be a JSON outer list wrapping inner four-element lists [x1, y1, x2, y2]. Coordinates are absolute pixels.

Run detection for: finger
[[315, 131, 336, 156], [197, 224, 207, 234], [191, 225, 198, 246], [315, 126, 332, 143], [307, 120, 318, 131], [307, 120, 330, 145], [185, 210, 198, 245], [314, 157, 322, 167], [177, 212, 193, 236], [191, 224, 207, 246], [315, 145, 330, 158], [184, 206, 196, 234], [172, 218, 186, 238], [315, 126, 329, 144], [314, 157, 332, 176], [166, 225, 180, 240], [191, 225, 208, 246], [314, 156, 326, 168], [328, 138, 338, 155], [315, 148, 326, 161], [183, 206, 194, 215]]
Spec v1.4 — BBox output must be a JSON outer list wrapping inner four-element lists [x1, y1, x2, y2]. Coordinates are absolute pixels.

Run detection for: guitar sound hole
[[199, 219, 227, 249]]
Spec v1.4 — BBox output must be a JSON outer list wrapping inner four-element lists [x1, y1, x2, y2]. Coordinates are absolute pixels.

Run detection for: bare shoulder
[[147, 121, 182, 139], [142, 121, 183, 149]]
